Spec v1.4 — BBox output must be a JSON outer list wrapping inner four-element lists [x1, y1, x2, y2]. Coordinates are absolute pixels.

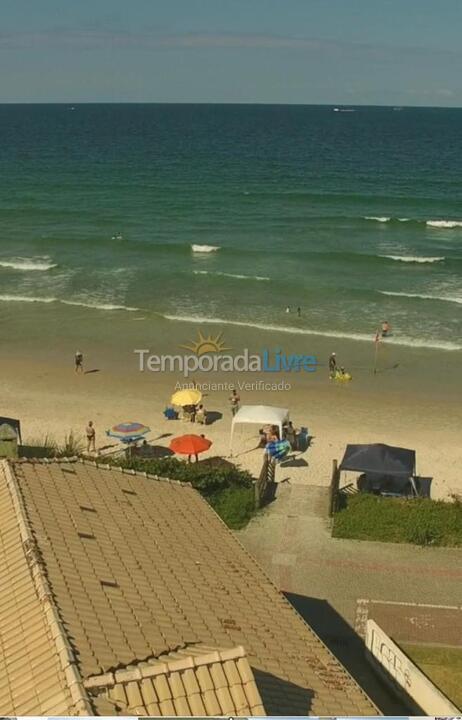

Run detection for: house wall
[[365, 618, 459, 715]]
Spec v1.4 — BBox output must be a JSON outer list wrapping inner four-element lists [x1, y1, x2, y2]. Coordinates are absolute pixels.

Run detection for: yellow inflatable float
[[334, 369, 352, 382]]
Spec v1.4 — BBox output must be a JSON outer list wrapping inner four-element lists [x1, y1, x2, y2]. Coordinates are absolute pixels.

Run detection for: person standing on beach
[[75, 351, 83, 373], [229, 389, 240, 416], [297, 306, 301, 318], [86, 421, 96, 453], [188, 434, 205, 463], [328, 352, 337, 378], [285, 306, 290, 313]]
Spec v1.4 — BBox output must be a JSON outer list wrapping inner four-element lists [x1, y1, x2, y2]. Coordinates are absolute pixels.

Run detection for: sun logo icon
[[180, 330, 231, 356]]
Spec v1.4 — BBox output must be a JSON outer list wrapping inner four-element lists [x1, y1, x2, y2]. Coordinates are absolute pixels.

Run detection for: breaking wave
[[191, 244, 220, 253], [0, 294, 56, 303], [364, 216, 411, 223], [426, 220, 462, 229], [193, 270, 269, 281], [380, 290, 462, 305], [0, 257, 57, 271], [365, 216, 462, 229], [62, 300, 139, 312], [0, 295, 138, 311], [379, 254, 445, 264]]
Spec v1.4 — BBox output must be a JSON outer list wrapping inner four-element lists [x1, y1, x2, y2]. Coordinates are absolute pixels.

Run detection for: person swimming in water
[[381, 320, 392, 337]]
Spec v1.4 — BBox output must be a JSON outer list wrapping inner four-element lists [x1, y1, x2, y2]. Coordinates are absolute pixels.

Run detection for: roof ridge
[[2, 459, 94, 715], [10, 456, 193, 487], [84, 644, 248, 689]]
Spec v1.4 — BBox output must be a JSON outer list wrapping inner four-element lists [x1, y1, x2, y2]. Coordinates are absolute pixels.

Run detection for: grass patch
[[208, 485, 256, 530], [97, 455, 257, 530], [333, 493, 462, 546], [400, 644, 462, 709]]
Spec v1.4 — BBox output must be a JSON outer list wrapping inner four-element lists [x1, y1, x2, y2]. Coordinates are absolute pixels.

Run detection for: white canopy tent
[[229, 405, 289, 455]]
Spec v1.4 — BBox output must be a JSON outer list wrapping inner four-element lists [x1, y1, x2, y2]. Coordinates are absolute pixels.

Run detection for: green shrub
[[101, 455, 253, 496], [208, 486, 256, 530], [333, 493, 462, 547], [56, 431, 84, 458]]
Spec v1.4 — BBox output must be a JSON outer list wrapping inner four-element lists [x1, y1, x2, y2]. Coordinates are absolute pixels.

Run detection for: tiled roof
[[0, 458, 378, 716], [86, 645, 265, 716], [0, 461, 91, 716]]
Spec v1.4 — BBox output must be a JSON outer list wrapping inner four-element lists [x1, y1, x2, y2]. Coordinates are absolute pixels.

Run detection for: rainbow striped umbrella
[[106, 422, 150, 444]]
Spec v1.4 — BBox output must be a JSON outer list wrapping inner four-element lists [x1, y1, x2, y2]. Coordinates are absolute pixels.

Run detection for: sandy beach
[[1, 303, 460, 501]]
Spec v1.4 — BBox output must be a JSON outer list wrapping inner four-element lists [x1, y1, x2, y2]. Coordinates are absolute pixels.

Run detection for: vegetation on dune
[[56, 430, 85, 457], [333, 492, 462, 547], [20, 431, 84, 459]]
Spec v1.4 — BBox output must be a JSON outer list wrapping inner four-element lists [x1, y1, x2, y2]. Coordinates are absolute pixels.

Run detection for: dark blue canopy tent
[[339, 443, 415, 476]]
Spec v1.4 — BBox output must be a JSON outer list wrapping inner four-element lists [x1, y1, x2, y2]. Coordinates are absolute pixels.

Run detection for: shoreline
[[1, 294, 461, 352], [163, 313, 462, 352]]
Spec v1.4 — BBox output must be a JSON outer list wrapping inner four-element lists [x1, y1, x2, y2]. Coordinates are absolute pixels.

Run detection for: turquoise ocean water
[[0, 104, 461, 351]]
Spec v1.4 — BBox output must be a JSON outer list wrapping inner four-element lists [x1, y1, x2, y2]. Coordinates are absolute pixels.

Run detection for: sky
[[1, 0, 462, 105]]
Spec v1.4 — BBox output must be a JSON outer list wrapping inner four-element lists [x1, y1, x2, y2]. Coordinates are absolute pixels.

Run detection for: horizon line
[[0, 101, 461, 110]]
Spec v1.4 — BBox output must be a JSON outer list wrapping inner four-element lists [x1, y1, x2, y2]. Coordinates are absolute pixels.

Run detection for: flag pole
[[373, 330, 380, 375]]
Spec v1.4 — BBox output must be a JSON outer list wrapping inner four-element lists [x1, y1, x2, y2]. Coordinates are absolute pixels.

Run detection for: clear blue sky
[[1, 0, 461, 105]]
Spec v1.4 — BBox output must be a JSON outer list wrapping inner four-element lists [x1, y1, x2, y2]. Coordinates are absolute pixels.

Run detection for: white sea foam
[[379, 254, 445, 264], [0, 257, 57, 271], [380, 290, 462, 305], [426, 220, 462, 229], [193, 270, 269, 281], [191, 244, 220, 253], [365, 216, 411, 223], [365, 216, 462, 229], [0, 295, 138, 312], [62, 300, 139, 312], [162, 314, 462, 352], [0, 294, 56, 304]]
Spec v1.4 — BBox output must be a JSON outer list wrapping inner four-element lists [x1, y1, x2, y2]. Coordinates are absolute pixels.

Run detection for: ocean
[[0, 103, 461, 352]]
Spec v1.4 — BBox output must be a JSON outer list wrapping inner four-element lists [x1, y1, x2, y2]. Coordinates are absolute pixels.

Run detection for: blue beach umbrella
[[266, 439, 291, 462], [106, 421, 150, 444]]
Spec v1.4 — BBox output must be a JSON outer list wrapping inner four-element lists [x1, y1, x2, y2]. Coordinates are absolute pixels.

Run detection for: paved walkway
[[236, 481, 462, 714]]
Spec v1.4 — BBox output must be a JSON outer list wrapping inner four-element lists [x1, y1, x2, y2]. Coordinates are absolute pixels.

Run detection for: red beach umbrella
[[169, 434, 212, 456]]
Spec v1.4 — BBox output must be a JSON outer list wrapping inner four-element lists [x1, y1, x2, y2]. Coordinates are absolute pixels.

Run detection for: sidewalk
[[237, 481, 462, 713]]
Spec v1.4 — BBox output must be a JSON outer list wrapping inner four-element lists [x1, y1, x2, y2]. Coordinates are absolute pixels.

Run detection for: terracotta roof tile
[[0, 458, 378, 716]]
